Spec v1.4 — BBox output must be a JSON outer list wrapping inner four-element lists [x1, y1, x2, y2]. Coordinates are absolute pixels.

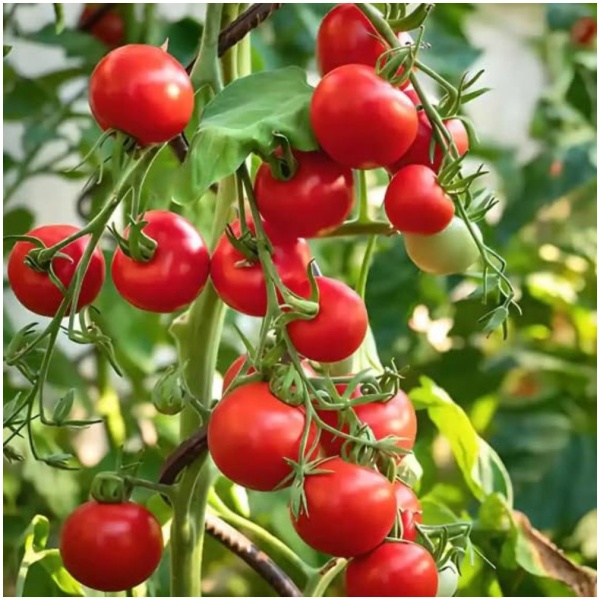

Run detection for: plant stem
[[303, 557, 347, 597]]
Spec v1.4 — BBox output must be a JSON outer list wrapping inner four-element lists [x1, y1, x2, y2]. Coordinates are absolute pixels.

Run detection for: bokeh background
[[3, 3, 597, 597]]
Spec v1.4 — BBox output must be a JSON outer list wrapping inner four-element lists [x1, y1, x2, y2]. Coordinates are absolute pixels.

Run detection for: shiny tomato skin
[[345, 541, 438, 597], [394, 481, 423, 541], [60, 501, 163, 592], [287, 277, 368, 363], [310, 65, 418, 170], [291, 457, 397, 557], [208, 382, 319, 491], [8, 225, 105, 317], [211, 219, 312, 317], [89, 44, 194, 145], [385, 164, 455, 235], [255, 150, 354, 239], [111, 210, 210, 313], [80, 5, 125, 47]]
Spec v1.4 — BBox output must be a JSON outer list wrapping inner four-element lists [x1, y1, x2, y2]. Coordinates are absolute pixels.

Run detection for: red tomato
[[311, 65, 418, 170], [60, 501, 163, 592], [211, 219, 312, 317], [80, 4, 125, 47], [291, 457, 397, 557], [89, 44, 194, 145], [208, 382, 319, 491], [111, 210, 210, 313], [255, 150, 354, 239], [384, 165, 455, 235], [571, 17, 597, 47], [318, 390, 417, 457], [287, 277, 368, 363], [345, 541, 438, 596], [393, 481, 423, 541], [8, 225, 105, 317]]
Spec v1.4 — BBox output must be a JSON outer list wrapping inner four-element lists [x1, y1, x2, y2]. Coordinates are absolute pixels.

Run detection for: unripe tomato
[[393, 481, 423, 541], [384, 165, 455, 235], [436, 561, 460, 597], [311, 65, 418, 170], [89, 44, 194, 145], [60, 501, 163, 592], [79, 4, 125, 48], [8, 225, 105, 317], [403, 217, 481, 275]]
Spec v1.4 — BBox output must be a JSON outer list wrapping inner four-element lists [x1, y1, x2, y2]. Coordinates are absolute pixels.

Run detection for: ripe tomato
[[8, 225, 105, 317], [80, 4, 125, 47], [310, 65, 418, 170], [208, 382, 319, 491], [255, 150, 354, 239], [211, 219, 311, 317], [388, 113, 469, 174], [291, 457, 397, 557], [89, 44, 194, 145], [571, 17, 597, 47], [111, 210, 210, 313], [287, 277, 368, 363], [403, 217, 481, 275], [393, 481, 423, 541], [384, 165, 455, 235], [345, 541, 438, 597], [60, 501, 163, 592], [318, 390, 417, 456]]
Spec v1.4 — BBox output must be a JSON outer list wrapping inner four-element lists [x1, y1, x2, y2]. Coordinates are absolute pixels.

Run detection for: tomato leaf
[[170, 67, 318, 204], [410, 377, 513, 504]]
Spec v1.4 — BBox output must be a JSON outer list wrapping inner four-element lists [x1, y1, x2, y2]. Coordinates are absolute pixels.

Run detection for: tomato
[[287, 277, 368, 363], [80, 4, 125, 47], [111, 210, 210, 313], [388, 113, 469, 174], [211, 219, 312, 317], [311, 65, 418, 170], [60, 501, 163, 592], [403, 217, 481, 275], [317, 4, 413, 79], [384, 165, 455, 235], [291, 457, 397, 557], [436, 561, 460, 597], [255, 150, 354, 239], [89, 44, 194, 145], [318, 390, 417, 457], [571, 17, 597, 47], [393, 481, 423, 541], [208, 382, 319, 491], [8, 225, 105, 317]]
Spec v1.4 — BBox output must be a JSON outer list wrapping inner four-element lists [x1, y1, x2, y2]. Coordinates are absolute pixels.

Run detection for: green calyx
[[90, 472, 132, 504]]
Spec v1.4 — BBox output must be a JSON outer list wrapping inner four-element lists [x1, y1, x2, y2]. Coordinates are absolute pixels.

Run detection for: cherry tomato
[[208, 382, 319, 491], [111, 210, 210, 313], [393, 481, 423, 541], [311, 65, 418, 170], [60, 501, 163, 592], [287, 277, 368, 363], [211, 219, 312, 317], [403, 217, 481, 275], [79, 4, 125, 47], [8, 225, 105, 317], [255, 150, 354, 239], [89, 44, 194, 145], [385, 165, 455, 235], [345, 541, 438, 597], [291, 457, 397, 557], [318, 390, 417, 457], [571, 17, 597, 47], [436, 561, 460, 597]]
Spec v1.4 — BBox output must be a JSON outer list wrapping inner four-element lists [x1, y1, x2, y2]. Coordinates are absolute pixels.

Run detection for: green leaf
[[24, 25, 105, 64], [4, 208, 34, 252], [410, 377, 514, 504], [171, 67, 318, 204], [163, 17, 203, 67], [4, 44, 12, 57], [4, 151, 17, 171]]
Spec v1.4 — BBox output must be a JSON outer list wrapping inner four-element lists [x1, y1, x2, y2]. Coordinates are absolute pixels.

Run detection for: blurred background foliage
[[3, 3, 597, 597]]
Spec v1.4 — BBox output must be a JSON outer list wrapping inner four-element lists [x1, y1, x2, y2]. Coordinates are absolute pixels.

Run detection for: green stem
[[319, 220, 393, 238], [356, 235, 377, 300], [190, 4, 224, 92], [303, 558, 347, 597]]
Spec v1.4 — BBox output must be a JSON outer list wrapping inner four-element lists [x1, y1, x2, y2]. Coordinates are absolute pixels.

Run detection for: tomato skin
[[89, 44, 194, 145], [255, 150, 354, 239], [385, 165, 455, 235], [60, 501, 163, 592], [208, 382, 318, 491], [80, 5, 125, 47], [571, 17, 597, 47], [211, 219, 312, 317], [393, 481, 423, 541], [291, 457, 397, 557], [403, 217, 481, 275], [8, 225, 105, 317], [310, 65, 418, 170], [287, 277, 368, 363], [345, 541, 438, 597], [111, 210, 210, 313]]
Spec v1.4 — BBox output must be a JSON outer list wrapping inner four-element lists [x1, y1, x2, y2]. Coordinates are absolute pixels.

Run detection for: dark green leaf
[[4, 44, 12, 57], [4, 208, 34, 252], [24, 25, 105, 64], [163, 17, 203, 67], [4, 151, 17, 172], [547, 4, 595, 30]]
